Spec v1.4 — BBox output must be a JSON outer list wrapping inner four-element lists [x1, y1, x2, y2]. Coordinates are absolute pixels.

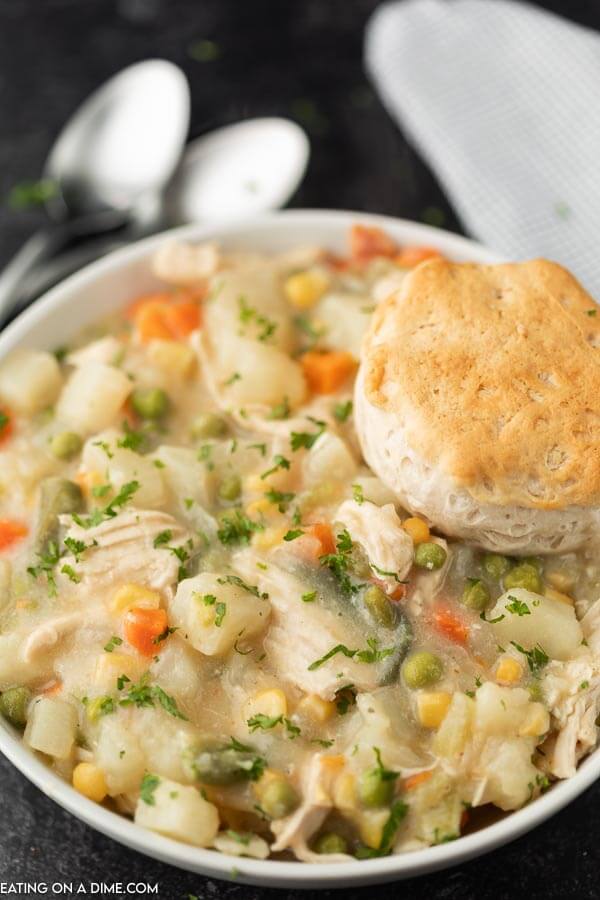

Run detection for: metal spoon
[[0, 59, 190, 323], [18, 117, 310, 304]]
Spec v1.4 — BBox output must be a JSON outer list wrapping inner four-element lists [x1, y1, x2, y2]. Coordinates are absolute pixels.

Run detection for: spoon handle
[[0, 210, 130, 327]]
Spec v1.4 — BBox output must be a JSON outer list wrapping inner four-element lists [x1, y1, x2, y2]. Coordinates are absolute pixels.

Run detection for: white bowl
[[0, 209, 596, 889]]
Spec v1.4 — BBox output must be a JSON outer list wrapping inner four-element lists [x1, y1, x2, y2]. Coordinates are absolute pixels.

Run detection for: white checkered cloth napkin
[[366, 0, 600, 298]]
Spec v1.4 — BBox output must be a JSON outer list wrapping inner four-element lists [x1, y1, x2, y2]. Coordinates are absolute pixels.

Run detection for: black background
[[1, 0, 600, 897]]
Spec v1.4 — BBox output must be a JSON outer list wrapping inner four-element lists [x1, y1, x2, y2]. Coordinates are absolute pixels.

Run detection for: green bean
[[363, 585, 396, 629], [184, 743, 263, 786], [0, 686, 31, 727]]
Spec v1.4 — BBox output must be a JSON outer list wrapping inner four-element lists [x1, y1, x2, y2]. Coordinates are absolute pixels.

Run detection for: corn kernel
[[402, 517, 430, 545], [519, 704, 550, 737], [333, 772, 357, 810], [547, 570, 576, 592], [147, 339, 196, 379], [244, 688, 288, 721], [252, 526, 288, 551], [417, 692, 452, 729], [544, 586, 574, 606], [245, 498, 272, 518], [111, 583, 161, 614], [93, 652, 144, 690], [495, 657, 523, 685], [296, 693, 336, 723], [284, 271, 330, 309], [72, 762, 108, 803]]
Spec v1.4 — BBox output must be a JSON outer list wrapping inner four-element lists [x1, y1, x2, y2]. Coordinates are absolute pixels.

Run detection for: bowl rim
[[1, 208, 597, 889]]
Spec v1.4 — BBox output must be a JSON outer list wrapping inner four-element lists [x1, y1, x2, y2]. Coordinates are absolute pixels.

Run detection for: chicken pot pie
[[0, 225, 598, 864]]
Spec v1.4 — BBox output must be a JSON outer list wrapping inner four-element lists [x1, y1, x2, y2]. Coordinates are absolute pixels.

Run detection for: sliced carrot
[[310, 522, 336, 556], [134, 298, 201, 343], [0, 520, 28, 551], [323, 252, 350, 271], [432, 606, 469, 645], [123, 606, 168, 656], [0, 407, 12, 445], [125, 292, 174, 321], [404, 770, 433, 791], [301, 350, 357, 395], [395, 246, 442, 268], [41, 679, 62, 697], [349, 224, 398, 262]]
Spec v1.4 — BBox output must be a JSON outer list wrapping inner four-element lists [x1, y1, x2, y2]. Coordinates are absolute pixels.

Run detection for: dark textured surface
[[1, 0, 600, 896]]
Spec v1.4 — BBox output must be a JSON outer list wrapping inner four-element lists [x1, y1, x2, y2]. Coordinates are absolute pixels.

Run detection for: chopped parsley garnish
[[356, 799, 409, 858], [335, 685, 356, 715], [268, 397, 290, 420], [117, 674, 188, 720], [587, 308, 597, 317], [238, 295, 278, 342], [301, 590, 317, 603], [152, 531, 191, 580], [152, 626, 178, 644], [217, 509, 263, 545], [505, 596, 531, 616], [0, 410, 9, 434], [27, 540, 61, 596], [319, 528, 358, 597], [139, 773, 161, 806], [216, 575, 268, 599], [510, 641, 549, 674], [117, 420, 145, 452], [224, 372, 241, 386], [247, 714, 301, 739], [153, 530, 172, 547], [104, 635, 123, 653], [284, 529, 304, 542], [290, 417, 326, 451], [333, 399, 353, 423], [225, 830, 251, 846], [294, 314, 326, 348], [248, 442, 267, 456], [308, 638, 393, 670], [73, 480, 140, 529], [369, 562, 406, 584], [352, 483, 364, 504], [261, 454, 290, 480], [372, 746, 399, 783], [264, 488, 295, 512], [60, 563, 80, 583], [480, 609, 505, 624], [91, 483, 112, 498]]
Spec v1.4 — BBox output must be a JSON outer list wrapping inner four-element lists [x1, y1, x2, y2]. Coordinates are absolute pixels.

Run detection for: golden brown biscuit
[[355, 258, 600, 553]]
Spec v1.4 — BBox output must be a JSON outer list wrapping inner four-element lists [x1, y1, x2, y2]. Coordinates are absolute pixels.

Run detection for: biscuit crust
[[363, 258, 600, 510]]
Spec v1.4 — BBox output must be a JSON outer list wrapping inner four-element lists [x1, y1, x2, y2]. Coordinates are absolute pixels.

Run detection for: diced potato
[[57, 363, 132, 434], [302, 433, 357, 487], [519, 704, 550, 737], [474, 682, 532, 736], [24, 697, 77, 759], [432, 692, 474, 757], [82, 432, 166, 508], [96, 716, 146, 796], [315, 293, 373, 359], [93, 652, 145, 691], [478, 736, 539, 810], [147, 340, 196, 379], [153, 445, 215, 509], [216, 337, 306, 409], [149, 636, 203, 704], [110, 583, 161, 615], [333, 772, 357, 810], [357, 809, 390, 849], [490, 588, 583, 660], [169, 572, 270, 656], [134, 775, 219, 847], [0, 350, 62, 414]]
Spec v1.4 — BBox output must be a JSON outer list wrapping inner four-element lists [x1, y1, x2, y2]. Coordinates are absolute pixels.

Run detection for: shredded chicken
[[59, 509, 190, 598], [233, 550, 383, 700], [270, 755, 350, 862], [336, 499, 413, 593]]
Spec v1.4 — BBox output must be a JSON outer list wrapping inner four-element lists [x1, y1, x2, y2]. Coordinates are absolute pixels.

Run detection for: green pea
[[414, 542, 447, 571], [401, 651, 443, 689], [482, 553, 511, 580], [131, 387, 169, 420], [0, 686, 31, 727], [363, 585, 396, 629], [191, 412, 228, 439], [218, 473, 241, 502], [461, 578, 490, 611], [260, 778, 300, 818], [503, 563, 542, 594], [522, 556, 544, 574], [314, 832, 348, 855], [50, 431, 82, 460], [357, 767, 395, 808]]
